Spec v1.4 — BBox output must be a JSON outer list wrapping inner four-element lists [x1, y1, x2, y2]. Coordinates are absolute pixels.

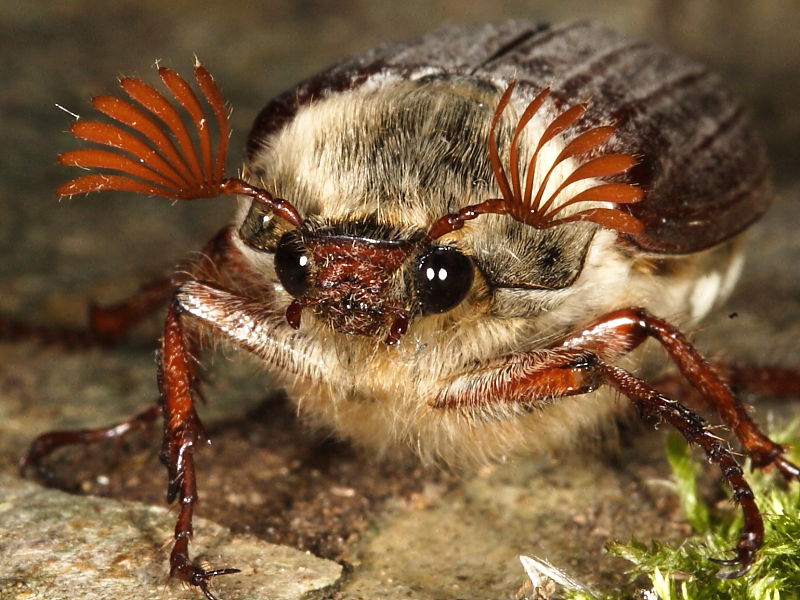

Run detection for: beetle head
[[56, 64, 644, 346]]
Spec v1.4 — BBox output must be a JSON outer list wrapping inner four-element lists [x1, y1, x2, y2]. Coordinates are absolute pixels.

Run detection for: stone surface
[[1, 2, 798, 600], [0, 474, 342, 600]]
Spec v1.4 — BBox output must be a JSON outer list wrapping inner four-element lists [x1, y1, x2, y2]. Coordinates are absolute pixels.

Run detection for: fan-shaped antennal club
[[425, 81, 644, 242], [56, 63, 302, 228]]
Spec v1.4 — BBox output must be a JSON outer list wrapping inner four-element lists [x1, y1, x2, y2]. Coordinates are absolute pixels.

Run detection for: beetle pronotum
[[9, 20, 800, 599]]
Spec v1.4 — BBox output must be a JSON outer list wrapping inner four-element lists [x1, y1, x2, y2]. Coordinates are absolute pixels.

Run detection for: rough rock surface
[[0, 474, 342, 600]]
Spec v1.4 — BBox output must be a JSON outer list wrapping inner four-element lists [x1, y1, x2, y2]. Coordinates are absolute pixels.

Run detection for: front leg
[[159, 302, 239, 599], [434, 332, 772, 577], [158, 278, 327, 597], [561, 307, 800, 479]]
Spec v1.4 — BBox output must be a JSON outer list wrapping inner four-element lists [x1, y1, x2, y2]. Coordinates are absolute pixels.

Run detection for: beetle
[[10, 20, 800, 599]]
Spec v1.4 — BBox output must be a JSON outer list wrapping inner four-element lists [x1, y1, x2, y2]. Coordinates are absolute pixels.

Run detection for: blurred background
[[0, 1, 798, 598]]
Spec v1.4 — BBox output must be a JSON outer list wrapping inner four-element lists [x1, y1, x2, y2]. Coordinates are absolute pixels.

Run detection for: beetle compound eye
[[415, 246, 474, 314], [274, 231, 310, 298]]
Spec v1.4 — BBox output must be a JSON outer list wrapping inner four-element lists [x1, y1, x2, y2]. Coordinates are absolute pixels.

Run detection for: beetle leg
[[0, 276, 173, 348], [159, 301, 240, 597], [434, 348, 762, 577], [560, 307, 800, 480], [19, 402, 160, 479], [0, 227, 241, 349], [597, 359, 762, 577], [15, 229, 238, 479]]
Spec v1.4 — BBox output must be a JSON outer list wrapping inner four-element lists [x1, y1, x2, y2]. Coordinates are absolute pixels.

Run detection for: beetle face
[[237, 78, 601, 342], [241, 212, 480, 341], [274, 227, 414, 338]]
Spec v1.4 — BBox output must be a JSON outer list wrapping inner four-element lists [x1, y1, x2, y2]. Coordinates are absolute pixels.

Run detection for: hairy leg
[[561, 307, 800, 478], [15, 230, 250, 596], [596, 359, 762, 577], [16, 229, 241, 476], [434, 346, 763, 577], [158, 302, 239, 599], [432, 306, 800, 576]]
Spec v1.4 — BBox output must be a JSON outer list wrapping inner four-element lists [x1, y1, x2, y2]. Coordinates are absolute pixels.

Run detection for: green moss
[[562, 425, 800, 600]]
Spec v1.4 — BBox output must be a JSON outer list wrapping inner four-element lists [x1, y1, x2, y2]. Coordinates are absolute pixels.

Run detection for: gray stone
[[0, 474, 342, 600]]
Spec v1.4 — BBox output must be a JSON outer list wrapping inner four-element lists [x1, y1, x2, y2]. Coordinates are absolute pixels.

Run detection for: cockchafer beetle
[[8, 21, 800, 599]]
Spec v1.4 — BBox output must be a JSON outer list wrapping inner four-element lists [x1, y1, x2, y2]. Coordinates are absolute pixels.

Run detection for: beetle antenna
[[425, 82, 644, 242], [57, 64, 302, 227]]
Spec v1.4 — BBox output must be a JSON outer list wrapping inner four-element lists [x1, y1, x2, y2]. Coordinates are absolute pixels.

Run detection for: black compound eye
[[415, 246, 473, 315], [274, 231, 310, 298]]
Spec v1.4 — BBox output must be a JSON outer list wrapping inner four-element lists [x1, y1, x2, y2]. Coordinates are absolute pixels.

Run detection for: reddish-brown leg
[[12, 277, 174, 474], [159, 302, 239, 599], [12, 229, 244, 597], [432, 308, 800, 577], [561, 307, 800, 480], [0, 276, 173, 349], [15, 228, 241, 463], [597, 360, 762, 576], [718, 364, 800, 398], [19, 403, 161, 478], [433, 346, 763, 577]]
